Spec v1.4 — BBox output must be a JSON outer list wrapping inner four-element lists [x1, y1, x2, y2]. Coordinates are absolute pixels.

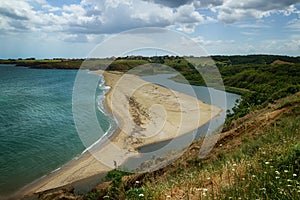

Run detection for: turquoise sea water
[[0, 65, 110, 196]]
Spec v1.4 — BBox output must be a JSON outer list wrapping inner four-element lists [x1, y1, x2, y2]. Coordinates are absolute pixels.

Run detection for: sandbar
[[21, 70, 221, 197]]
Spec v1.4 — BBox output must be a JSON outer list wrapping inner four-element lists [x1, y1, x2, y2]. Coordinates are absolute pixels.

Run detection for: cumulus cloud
[[145, 0, 224, 8], [193, 0, 224, 8], [1, 0, 300, 44], [143, 0, 193, 8], [0, 0, 209, 39], [216, 0, 300, 23], [0, 7, 29, 20]]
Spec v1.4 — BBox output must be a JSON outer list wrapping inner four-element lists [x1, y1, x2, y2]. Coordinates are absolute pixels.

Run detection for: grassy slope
[[77, 92, 300, 200]]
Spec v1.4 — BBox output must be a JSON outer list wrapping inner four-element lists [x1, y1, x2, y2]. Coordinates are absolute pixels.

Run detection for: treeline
[[0, 59, 85, 69], [212, 54, 300, 65]]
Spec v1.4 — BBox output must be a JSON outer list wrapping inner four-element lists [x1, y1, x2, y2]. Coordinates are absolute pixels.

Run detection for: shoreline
[[17, 70, 222, 199]]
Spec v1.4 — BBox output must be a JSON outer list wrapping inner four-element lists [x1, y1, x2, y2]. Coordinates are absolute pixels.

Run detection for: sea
[[0, 64, 240, 197], [0, 64, 111, 196]]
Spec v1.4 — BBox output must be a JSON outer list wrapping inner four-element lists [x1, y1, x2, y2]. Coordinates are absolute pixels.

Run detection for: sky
[[1, 0, 300, 58]]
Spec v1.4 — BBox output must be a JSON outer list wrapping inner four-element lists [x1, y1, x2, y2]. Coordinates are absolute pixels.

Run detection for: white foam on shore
[[81, 75, 118, 155], [51, 167, 61, 173]]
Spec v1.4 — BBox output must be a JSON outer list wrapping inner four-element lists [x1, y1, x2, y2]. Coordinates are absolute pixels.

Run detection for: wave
[[81, 75, 118, 155], [51, 167, 62, 173]]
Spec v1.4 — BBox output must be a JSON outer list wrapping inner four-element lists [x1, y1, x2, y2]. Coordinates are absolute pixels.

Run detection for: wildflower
[[202, 193, 207, 196], [139, 194, 144, 197], [242, 178, 245, 181], [252, 175, 256, 178], [293, 174, 297, 177], [219, 144, 223, 147], [265, 162, 270, 165], [166, 195, 171, 198], [275, 176, 280, 179], [275, 171, 280, 175], [135, 181, 140, 184], [232, 168, 235, 171], [233, 163, 237, 167], [264, 171, 267, 174], [207, 177, 211, 180], [203, 188, 208, 192], [287, 179, 292, 182], [270, 166, 274, 168], [284, 170, 288, 173], [287, 185, 292, 187]]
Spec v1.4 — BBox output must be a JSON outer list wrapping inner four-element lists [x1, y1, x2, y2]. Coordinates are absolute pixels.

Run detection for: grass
[[117, 94, 300, 200], [81, 93, 300, 199]]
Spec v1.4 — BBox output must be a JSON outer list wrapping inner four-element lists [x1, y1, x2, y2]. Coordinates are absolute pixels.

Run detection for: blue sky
[[1, 0, 300, 58]]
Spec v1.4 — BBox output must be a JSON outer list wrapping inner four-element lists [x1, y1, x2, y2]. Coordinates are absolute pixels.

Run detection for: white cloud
[[0, 0, 211, 40], [216, 0, 300, 23], [193, 36, 235, 46], [234, 22, 270, 29], [287, 18, 300, 30], [1, 0, 300, 58]]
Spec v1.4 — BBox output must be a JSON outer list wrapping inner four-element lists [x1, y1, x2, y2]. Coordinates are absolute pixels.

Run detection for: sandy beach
[[20, 70, 221, 197]]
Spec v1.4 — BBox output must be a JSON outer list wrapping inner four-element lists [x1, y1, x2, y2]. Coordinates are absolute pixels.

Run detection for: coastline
[[19, 70, 222, 199]]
